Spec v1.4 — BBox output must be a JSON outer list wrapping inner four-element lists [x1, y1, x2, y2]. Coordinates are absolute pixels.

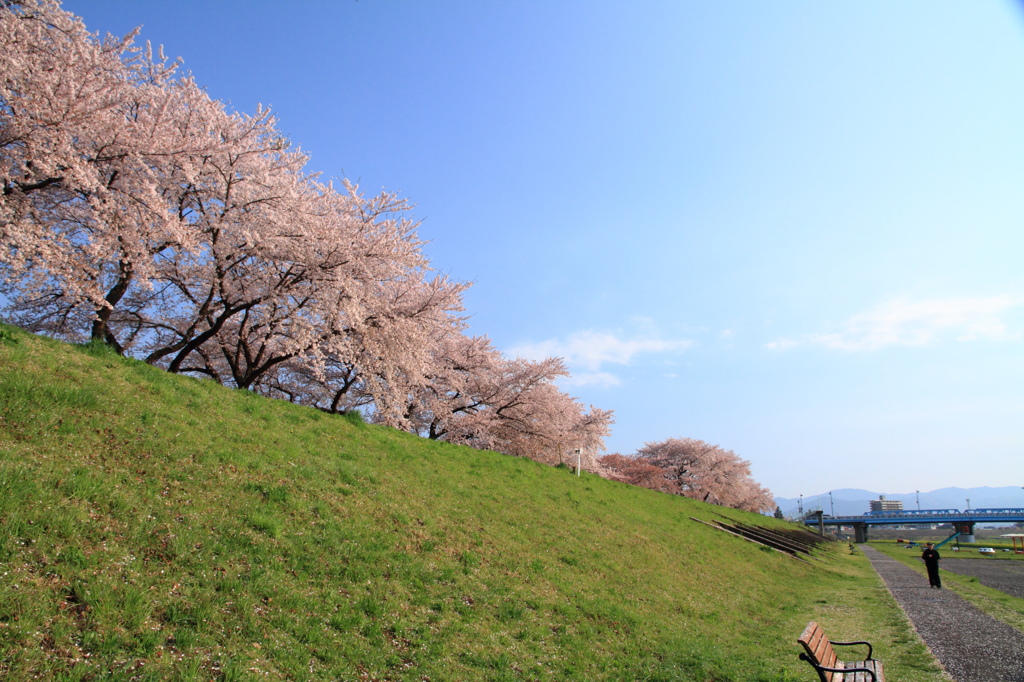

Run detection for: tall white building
[[869, 495, 903, 512]]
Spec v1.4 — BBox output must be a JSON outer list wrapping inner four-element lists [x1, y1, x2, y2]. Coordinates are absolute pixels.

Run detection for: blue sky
[[64, 1, 1024, 499]]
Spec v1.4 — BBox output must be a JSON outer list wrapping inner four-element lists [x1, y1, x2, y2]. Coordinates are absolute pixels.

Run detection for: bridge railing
[[803, 508, 1024, 525], [837, 508, 1024, 520]]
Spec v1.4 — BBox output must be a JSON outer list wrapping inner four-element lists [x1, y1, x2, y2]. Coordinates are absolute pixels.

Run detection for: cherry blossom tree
[[255, 260, 469, 424], [597, 453, 675, 492], [1, 0, 238, 349], [404, 338, 613, 468], [633, 438, 775, 512], [404, 333, 513, 443], [1, 1, 464, 401]]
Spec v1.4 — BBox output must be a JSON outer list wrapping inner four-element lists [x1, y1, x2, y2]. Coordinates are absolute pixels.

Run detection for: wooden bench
[[797, 621, 884, 682]]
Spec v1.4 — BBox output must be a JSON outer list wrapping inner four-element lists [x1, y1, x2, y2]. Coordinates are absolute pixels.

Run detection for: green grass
[[0, 323, 944, 680]]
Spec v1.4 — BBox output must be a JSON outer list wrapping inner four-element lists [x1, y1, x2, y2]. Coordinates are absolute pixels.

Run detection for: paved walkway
[[861, 545, 1024, 682]]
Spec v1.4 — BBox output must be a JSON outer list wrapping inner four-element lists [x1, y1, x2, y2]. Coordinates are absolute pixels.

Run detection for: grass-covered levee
[[0, 324, 944, 680]]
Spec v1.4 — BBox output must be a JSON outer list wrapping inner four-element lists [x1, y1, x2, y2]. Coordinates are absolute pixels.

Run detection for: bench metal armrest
[[831, 639, 873, 660], [799, 654, 878, 682]]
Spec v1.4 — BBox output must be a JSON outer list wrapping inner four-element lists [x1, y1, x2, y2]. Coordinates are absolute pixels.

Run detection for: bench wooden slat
[[846, 661, 880, 682], [808, 627, 827, 659], [800, 622, 838, 678], [803, 623, 825, 660], [818, 636, 838, 671], [848, 660, 882, 682]]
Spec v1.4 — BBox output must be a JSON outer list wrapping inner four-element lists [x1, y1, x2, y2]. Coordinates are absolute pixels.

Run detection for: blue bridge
[[801, 508, 1024, 543]]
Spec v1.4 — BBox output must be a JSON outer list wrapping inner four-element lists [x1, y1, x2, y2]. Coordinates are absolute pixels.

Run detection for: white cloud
[[510, 330, 693, 372], [768, 295, 1024, 352], [563, 372, 622, 388], [765, 338, 800, 351]]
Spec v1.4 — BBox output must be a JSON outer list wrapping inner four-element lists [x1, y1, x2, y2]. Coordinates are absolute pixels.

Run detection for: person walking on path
[[922, 542, 942, 588]]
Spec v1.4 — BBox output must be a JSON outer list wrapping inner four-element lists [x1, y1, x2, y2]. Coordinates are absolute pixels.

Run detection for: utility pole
[[575, 448, 581, 478], [829, 491, 834, 517], [916, 490, 920, 511]]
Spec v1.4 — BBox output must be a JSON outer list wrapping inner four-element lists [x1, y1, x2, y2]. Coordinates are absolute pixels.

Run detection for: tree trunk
[[90, 260, 133, 354]]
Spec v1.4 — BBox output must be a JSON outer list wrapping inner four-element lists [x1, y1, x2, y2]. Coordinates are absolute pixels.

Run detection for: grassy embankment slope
[[0, 324, 944, 680]]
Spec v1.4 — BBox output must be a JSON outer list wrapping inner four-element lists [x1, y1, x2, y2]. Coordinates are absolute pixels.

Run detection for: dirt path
[[861, 545, 1024, 682]]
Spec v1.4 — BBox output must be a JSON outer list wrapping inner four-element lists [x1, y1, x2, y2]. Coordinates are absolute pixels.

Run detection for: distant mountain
[[773, 486, 1024, 517]]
